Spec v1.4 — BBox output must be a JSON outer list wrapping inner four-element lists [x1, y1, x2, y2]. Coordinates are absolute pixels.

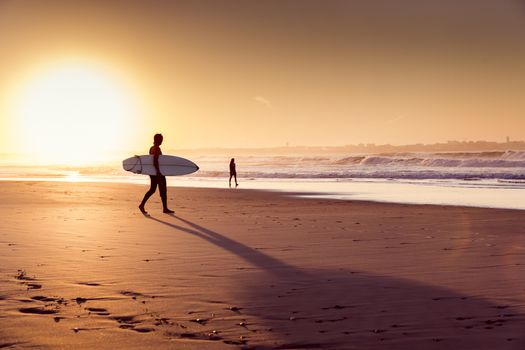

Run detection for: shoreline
[[1, 181, 524, 349], [1, 177, 525, 211]]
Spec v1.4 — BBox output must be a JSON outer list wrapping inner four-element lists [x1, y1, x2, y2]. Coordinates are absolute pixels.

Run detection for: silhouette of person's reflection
[[139, 133, 174, 215]]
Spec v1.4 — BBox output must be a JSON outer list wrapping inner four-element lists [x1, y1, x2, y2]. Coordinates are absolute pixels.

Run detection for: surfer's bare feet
[[139, 205, 148, 215], [235, 183, 239, 187], [163, 208, 175, 214]]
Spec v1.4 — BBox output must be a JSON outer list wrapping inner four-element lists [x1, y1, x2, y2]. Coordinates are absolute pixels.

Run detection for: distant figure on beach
[[139, 133, 174, 215], [229, 158, 238, 188]]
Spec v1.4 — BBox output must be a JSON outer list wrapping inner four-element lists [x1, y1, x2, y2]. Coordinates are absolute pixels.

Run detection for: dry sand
[[0, 181, 524, 349]]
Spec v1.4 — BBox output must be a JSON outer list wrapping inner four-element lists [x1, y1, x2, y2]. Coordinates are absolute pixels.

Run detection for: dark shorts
[[148, 175, 167, 198]]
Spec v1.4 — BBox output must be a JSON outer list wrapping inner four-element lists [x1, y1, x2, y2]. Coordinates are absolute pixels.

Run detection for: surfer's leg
[[234, 174, 238, 187], [139, 176, 158, 214], [159, 176, 174, 213], [159, 176, 167, 205], [229, 174, 232, 188]]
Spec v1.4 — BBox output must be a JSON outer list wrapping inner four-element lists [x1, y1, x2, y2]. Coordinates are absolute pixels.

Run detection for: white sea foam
[[1, 151, 525, 209], [3, 151, 525, 181], [187, 151, 525, 180]]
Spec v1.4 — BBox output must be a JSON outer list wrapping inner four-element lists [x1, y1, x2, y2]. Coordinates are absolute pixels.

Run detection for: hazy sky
[[1, 0, 525, 159]]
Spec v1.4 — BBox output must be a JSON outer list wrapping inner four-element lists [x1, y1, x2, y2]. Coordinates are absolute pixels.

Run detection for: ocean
[[1, 150, 524, 210]]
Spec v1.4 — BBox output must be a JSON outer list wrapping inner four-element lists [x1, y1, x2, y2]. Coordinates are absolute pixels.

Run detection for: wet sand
[[0, 181, 524, 349]]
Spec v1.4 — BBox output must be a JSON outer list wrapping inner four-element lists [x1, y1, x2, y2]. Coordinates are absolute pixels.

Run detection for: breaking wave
[[1, 151, 524, 181], [192, 151, 525, 180]]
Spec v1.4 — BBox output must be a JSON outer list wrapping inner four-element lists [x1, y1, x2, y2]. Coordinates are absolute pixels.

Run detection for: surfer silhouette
[[139, 134, 174, 215], [229, 158, 238, 188]]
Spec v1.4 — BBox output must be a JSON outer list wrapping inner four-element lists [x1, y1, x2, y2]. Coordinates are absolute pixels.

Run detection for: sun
[[11, 61, 139, 165]]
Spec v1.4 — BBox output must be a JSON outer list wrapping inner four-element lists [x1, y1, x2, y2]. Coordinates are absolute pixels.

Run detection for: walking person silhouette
[[229, 158, 238, 188], [139, 133, 175, 214]]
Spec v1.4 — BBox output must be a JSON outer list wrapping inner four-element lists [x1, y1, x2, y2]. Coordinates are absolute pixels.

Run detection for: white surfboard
[[122, 155, 199, 176]]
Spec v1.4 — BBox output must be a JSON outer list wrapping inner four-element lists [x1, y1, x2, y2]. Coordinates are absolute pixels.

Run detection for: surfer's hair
[[153, 133, 163, 145]]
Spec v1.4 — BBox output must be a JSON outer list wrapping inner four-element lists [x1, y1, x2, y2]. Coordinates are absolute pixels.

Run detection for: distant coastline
[[2, 140, 525, 165], [168, 140, 525, 156]]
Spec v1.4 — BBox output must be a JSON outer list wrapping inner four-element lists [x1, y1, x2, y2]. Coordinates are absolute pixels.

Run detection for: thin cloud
[[385, 115, 406, 125], [254, 96, 273, 109]]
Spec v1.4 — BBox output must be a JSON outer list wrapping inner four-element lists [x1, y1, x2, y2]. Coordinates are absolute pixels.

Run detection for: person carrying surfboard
[[139, 133, 175, 214], [229, 158, 238, 188]]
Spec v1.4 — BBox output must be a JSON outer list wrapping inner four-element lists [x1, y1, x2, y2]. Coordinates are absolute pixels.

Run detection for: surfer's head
[[153, 133, 163, 145]]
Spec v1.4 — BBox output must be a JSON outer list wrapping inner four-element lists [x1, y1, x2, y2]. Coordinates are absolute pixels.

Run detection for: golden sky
[[1, 0, 524, 162]]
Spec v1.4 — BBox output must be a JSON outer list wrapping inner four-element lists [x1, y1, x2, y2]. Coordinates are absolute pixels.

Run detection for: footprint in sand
[[167, 331, 223, 342], [72, 327, 105, 333], [19, 307, 58, 315], [120, 291, 145, 298], [26, 283, 42, 290], [15, 270, 36, 281], [112, 315, 140, 326], [191, 318, 209, 325], [111, 315, 156, 333], [75, 297, 89, 304], [86, 307, 110, 316], [31, 296, 62, 302], [77, 282, 101, 287], [131, 327, 155, 333]]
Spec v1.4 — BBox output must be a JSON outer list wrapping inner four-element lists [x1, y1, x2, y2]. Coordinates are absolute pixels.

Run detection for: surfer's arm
[[151, 146, 162, 176], [153, 154, 161, 176]]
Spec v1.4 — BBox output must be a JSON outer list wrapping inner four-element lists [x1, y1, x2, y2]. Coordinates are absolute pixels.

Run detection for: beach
[[1, 181, 524, 349]]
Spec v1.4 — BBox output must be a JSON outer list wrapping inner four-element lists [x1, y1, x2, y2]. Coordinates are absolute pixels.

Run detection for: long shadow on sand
[[148, 215, 525, 350], [147, 215, 298, 277]]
